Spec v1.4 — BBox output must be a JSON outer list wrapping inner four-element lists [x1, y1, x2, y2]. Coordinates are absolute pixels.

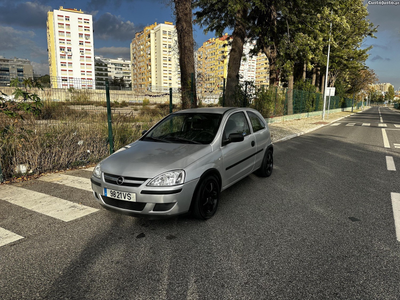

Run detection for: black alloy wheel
[[193, 175, 220, 220], [257, 149, 273, 177]]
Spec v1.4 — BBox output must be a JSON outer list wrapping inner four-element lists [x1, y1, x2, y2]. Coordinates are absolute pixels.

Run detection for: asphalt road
[[1, 106, 400, 300]]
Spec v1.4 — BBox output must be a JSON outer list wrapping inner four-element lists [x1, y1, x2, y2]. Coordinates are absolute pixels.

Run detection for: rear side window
[[247, 112, 266, 133]]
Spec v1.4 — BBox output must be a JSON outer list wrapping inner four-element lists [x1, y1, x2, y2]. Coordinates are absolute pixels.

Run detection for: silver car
[[91, 107, 273, 219]]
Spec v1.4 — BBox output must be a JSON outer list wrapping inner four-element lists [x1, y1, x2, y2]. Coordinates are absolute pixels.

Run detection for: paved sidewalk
[[269, 109, 363, 143]]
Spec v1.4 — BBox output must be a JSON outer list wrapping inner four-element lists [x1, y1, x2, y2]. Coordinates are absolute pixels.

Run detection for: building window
[[59, 39, 65, 44], [65, 16, 70, 21], [58, 23, 64, 29], [79, 41, 84, 46], [84, 27, 90, 32], [79, 33, 83, 38], [78, 26, 83, 31], [66, 40, 71, 45], [59, 31, 65, 37], [66, 24, 70, 30]]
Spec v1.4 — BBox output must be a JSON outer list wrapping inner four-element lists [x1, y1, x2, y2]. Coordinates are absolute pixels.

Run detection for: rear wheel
[[192, 175, 220, 220], [256, 148, 273, 177]]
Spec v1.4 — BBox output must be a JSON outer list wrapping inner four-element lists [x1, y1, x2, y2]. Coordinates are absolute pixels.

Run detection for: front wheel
[[192, 175, 220, 220], [256, 148, 273, 177]]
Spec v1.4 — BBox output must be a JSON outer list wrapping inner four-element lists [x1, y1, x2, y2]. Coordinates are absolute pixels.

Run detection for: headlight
[[147, 170, 185, 187], [93, 163, 102, 179]]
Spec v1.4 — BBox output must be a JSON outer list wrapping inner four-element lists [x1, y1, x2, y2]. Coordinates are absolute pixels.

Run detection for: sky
[[0, 0, 398, 89]]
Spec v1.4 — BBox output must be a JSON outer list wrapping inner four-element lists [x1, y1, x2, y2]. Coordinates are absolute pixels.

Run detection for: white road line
[[331, 123, 340, 126], [379, 123, 387, 127], [390, 193, 400, 242], [386, 156, 396, 171], [346, 123, 356, 126], [380, 117, 383, 123], [395, 144, 400, 149], [0, 227, 24, 247], [395, 125, 400, 128], [0, 185, 98, 222], [362, 123, 370, 127], [382, 129, 390, 148], [39, 173, 92, 192]]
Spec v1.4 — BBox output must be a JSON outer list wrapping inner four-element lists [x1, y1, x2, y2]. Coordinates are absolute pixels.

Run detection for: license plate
[[104, 188, 136, 202]]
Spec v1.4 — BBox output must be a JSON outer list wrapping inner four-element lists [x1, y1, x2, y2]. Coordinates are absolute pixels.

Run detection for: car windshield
[[142, 113, 223, 144]]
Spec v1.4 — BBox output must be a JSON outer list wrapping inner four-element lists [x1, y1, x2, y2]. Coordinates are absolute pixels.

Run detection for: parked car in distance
[[91, 107, 273, 220]]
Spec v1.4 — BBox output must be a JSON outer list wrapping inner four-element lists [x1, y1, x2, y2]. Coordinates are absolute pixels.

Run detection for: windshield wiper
[[168, 137, 201, 144], [142, 136, 171, 143]]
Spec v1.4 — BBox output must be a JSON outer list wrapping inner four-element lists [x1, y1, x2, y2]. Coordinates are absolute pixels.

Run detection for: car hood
[[100, 141, 212, 179]]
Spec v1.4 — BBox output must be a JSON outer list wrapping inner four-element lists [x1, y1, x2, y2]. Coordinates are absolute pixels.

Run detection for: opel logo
[[117, 177, 124, 185]]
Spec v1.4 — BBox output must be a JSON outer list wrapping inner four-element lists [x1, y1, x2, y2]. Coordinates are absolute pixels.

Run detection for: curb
[[273, 113, 356, 144]]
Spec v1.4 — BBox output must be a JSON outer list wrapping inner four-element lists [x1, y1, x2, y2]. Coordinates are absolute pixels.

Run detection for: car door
[[246, 111, 269, 169], [221, 111, 256, 188]]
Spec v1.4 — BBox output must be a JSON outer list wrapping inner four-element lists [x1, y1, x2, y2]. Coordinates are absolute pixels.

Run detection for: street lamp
[[322, 13, 333, 120]]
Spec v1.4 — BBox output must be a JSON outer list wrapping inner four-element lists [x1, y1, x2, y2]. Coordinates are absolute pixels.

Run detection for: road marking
[[386, 156, 396, 171], [390, 193, 400, 242], [39, 173, 92, 192], [379, 123, 387, 127], [0, 227, 24, 247], [362, 123, 370, 127], [331, 123, 340, 126], [382, 129, 390, 148], [346, 123, 356, 126], [395, 125, 400, 128], [0, 185, 98, 222], [395, 144, 400, 149], [380, 117, 383, 123]]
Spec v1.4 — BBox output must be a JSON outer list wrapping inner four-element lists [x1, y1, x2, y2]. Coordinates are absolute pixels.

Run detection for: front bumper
[[91, 176, 199, 217]]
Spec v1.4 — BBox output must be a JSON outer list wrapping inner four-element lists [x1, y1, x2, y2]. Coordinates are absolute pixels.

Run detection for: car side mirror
[[142, 130, 147, 135], [223, 133, 244, 146]]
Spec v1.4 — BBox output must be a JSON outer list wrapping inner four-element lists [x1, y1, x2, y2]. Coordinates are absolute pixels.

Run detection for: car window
[[223, 112, 251, 139], [247, 112, 266, 133], [143, 113, 222, 144]]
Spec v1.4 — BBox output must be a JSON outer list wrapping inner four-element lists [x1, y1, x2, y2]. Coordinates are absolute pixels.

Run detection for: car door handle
[[251, 141, 255, 147]]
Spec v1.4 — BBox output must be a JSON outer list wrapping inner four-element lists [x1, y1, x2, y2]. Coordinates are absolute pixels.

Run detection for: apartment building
[[47, 6, 95, 89], [0, 56, 34, 86], [196, 34, 230, 98], [130, 22, 180, 92], [255, 53, 269, 89], [196, 35, 269, 101], [94, 57, 108, 89]]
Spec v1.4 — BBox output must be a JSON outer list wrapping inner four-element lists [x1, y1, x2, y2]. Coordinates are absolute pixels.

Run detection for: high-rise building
[[130, 22, 180, 92], [0, 56, 34, 86], [255, 54, 269, 89], [196, 35, 269, 102], [47, 6, 95, 89], [196, 34, 230, 99], [95, 57, 132, 89]]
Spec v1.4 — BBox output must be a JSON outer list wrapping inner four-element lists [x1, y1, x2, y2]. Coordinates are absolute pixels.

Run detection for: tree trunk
[[225, 6, 247, 106], [173, 0, 197, 109], [303, 61, 307, 81], [287, 73, 294, 115], [312, 64, 317, 87], [316, 66, 320, 92]]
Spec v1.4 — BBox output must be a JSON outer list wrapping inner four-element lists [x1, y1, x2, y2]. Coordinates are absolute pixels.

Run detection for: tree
[[388, 85, 395, 102], [194, 0, 250, 106], [173, 0, 197, 109]]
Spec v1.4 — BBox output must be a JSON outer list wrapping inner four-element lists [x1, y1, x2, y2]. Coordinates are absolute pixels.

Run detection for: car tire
[[192, 175, 220, 220], [256, 148, 273, 177]]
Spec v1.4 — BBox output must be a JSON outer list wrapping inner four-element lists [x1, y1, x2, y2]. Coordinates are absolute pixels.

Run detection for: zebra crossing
[[331, 122, 400, 128], [0, 167, 97, 248]]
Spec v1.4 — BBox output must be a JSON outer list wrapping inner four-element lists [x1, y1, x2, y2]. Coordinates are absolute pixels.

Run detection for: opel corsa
[[91, 107, 273, 219]]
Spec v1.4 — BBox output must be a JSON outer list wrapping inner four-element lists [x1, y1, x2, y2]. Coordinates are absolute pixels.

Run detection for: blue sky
[[0, 0, 398, 89]]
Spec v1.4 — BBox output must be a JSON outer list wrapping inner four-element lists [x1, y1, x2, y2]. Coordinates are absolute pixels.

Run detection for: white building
[[239, 40, 257, 85], [47, 6, 95, 89]]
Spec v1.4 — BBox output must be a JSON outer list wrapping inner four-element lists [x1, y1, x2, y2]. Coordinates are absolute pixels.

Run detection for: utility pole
[[322, 12, 333, 120]]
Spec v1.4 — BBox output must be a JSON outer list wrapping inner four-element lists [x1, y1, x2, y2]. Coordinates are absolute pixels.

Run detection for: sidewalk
[[269, 109, 363, 143]]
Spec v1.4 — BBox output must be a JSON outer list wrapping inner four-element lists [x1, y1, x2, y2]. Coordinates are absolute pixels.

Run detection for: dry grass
[[0, 101, 163, 180]]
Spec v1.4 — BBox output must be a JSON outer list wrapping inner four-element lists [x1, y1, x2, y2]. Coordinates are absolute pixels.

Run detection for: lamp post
[[322, 13, 333, 120]]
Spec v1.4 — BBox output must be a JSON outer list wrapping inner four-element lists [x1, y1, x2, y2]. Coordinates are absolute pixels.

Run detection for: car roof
[[175, 107, 247, 115]]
